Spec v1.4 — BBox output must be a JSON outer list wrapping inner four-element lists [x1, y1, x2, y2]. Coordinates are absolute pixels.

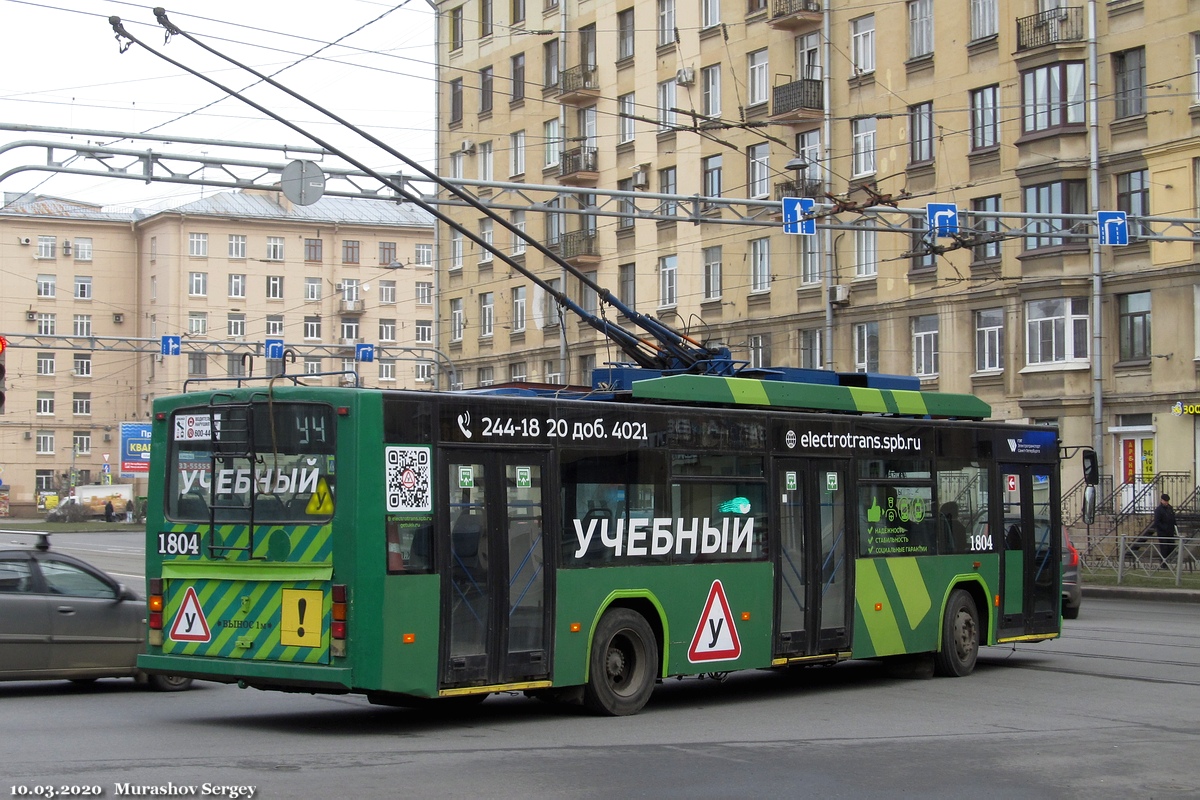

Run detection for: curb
[[1083, 585, 1200, 604]]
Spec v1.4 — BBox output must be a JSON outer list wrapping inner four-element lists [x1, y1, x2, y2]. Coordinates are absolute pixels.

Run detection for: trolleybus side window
[[936, 459, 991, 554]]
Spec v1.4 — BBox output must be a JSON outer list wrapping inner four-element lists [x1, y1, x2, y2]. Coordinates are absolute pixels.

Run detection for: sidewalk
[[1083, 585, 1200, 604]]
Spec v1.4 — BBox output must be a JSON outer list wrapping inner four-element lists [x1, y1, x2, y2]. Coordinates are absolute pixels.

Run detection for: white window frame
[[970, 0, 997, 41], [71, 277, 90, 303], [701, 65, 721, 118], [907, 0, 933, 60], [544, 119, 562, 167], [416, 320, 433, 344], [479, 219, 494, 264], [267, 275, 284, 300], [36, 274, 56, 298], [188, 232, 207, 257], [510, 130, 525, 176], [37, 352, 56, 376], [657, 0, 675, 47], [305, 277, 321, 302], [855, 224, 877, 278], [73, 237, 93, 261], [72, 314, 92, 337], [748, 49, 768, 106], [304, 316, 322, 340], [478, 141, 494, 181], [618, 94, 636, 144], [800, 328, 825, 370], [266, 236, 285, 261], [912, 314, 939, 377], [379, 280, 397, 304], [480, 293, 494, 337], [747, 143, 769, 199], [229, 273, 246, 299], [227, 313, 246, 339], [658, 254, 678, 308], [657, 80, 677, 131], [416, 281, 433, 306], [512, 286, 527, 332], [854, 321, 879, 373], [851, 15, 875, 74], [511, 210, 527, 255], [1026, 298, 1089, 366], [975, 308, 1004, 373], [379, 319, 396, 342], [800, 235, 820, 285], [852, 117, 876, 177], [73, 353, 91, 377], [750, 237, 770, 293], [228, 234, 246, 259], [188, 312, 208, 336], [189, 272, 207, 297], [36, 431, 55, 455], [703, 246, 722, 300], [415, 243, 433, 267], [451, 298, 465, 342]]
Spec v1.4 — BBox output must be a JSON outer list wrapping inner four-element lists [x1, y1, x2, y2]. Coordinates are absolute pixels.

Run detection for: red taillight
[[149, 611, 163, 630], [331, 584, 347, 641], [1064, 533, 1079, 567], [331, 621, 347, 639]]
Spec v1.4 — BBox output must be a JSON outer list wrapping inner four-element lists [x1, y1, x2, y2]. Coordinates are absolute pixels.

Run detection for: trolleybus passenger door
[[997, 465, 1060, 637], [443, 450, 552, 688], [775, 460, 851, 658]]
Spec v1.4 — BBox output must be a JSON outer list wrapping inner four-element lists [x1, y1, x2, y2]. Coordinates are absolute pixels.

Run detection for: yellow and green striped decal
[[161, 576, 330, 663], [160, 523, 332, 563], [630, 374, 991, 419]]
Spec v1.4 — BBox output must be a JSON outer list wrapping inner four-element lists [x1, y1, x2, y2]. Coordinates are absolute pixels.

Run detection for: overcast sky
[[0, 0, 437, 210]]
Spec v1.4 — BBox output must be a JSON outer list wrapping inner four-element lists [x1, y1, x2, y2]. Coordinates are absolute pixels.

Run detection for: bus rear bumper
[[139, 654, 353, 693]]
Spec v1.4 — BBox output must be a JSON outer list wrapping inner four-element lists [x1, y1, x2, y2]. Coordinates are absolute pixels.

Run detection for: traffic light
[[0, 334, 7, 415]]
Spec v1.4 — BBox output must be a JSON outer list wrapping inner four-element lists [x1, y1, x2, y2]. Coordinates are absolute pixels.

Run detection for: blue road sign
[[927, 203, 959, 237], [782, 197, 817, 236], [1097, 211, 1129, 246], [264, 338, 285, 359], [160, 335, 181, 356], [355, 343, 375, 363], [101, 463, 111, 474]]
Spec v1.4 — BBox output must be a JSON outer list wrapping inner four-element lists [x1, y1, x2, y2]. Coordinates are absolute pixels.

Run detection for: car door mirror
[[117, 583, 139, 602]]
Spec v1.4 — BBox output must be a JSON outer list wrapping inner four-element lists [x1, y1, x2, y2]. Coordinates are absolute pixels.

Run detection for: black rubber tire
[[1062, 602, 1081, 621], [147, 673, 194, 692], [934, 589, 979, 678], [584, 608, 658, 716]]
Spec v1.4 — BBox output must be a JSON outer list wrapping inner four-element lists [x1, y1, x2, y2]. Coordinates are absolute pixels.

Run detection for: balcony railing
[[561, 229, 599, 262], [771, 78, 823, 119], [559, 64, 599, 102], [768, 0, 821, 29], [339, 299, 365, 314], [559, 146, 599, 182], [1016, 6, 1084, 51], [773, 178, 825, 202]]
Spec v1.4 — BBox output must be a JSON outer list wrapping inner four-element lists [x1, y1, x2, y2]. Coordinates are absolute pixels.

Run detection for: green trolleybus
[[139, 373, 1063, 715]]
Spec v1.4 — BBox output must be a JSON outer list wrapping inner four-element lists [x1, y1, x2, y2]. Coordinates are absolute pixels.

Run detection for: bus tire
[[584, 608, 658, 716], [934, 589, 979, 678]]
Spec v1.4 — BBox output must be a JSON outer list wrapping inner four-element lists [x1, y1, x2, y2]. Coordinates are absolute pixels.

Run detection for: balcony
[[339, 337, 362, 349], [769, 78, 823, 123], [558, 146, 599, 186], [1016, 7, 1084, 52], [767, 0, 821, 31], [773, 178, 825, 201], [558, 64, 600, 105], [560, 230, 600, 267], [339, 299, 365, 314]]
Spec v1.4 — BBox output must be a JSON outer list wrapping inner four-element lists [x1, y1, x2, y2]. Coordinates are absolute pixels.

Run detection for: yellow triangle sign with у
[[306, 477, 335, 515]]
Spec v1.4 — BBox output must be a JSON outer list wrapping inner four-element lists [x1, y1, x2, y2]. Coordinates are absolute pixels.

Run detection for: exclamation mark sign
[[297, 598, 307, 639]]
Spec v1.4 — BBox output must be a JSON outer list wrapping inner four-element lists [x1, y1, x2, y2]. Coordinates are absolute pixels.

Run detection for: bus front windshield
[[166, 403, 336, 524]]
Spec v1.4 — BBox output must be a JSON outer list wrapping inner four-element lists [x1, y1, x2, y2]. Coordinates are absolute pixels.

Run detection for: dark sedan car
[[0, 535, 191, 690]]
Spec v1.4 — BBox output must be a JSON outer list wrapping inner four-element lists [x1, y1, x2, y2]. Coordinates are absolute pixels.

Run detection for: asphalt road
[[2, 529, 1198, 800]]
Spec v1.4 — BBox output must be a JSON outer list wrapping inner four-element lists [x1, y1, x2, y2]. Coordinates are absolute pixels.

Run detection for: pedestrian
[[104, 499, 114, 523], [125, 499, 135, 523], [1150, 493, 1178, 566]]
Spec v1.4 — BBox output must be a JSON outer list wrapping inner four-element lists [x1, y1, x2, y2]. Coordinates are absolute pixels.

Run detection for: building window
[[908, 0, 933, 59], [188, 232, 207, 257], [747, 335, 768, 370], [750, 237, 770, 293], [416, 319, 433, 343], [72, 314, 92, 337], [189, 271, 207, 297], [75, 278, 93, 305], [543, 39, 559, 88], [379, 319, 396, 342], [1026, 298, 1089, 365], [479, 219, 494, 263], [703, 246, 722, 300], [543, 118, 562, 167], [37, 352, 55, 376], [228, 234, 246, 259], [800, 235, 819, 285], [1022, 62, 1084, 134], [1118, 292, 1151, 361], [450, 298, 465, 342], [909, 102, 933, 164], [510, 53, 525, 103], [747, 0, 766, 13], [512, 0, 525, 26], [414, 243, 432, 267], [747, 143, 769, 198], [659, 167, 677, 214], [701, 0, 719, 27], [37, 313, 56, 336], [304, 316, 321, 340], [449, 6, 463, 50], [970, 86, 998, 151], [618, 9, 635, 60], [304, 238, 322, 262], [510, 129, 525, 176], [512, 286, 527, 332], [379, 280, 396, 304], [36, 274, 55, 298], [340, 318, 360, 341], [450, 78, 463, 125], [658, 254, 677, 307], [267, 275, 284, 300], [74, 353, 91, 377], [480, 66, 494, 114], [36, 430, 55, 455], [970, 0, 996, 40], [619, 263, 636, 308], [800, 328, 824, 370], [1023, 180, 1087, 250], [701, 65, 721, 117], [657, 80, 676, 131], [854, 321, 879, 373], [479, 0, 492, 36], [377, 359, 396, 382], [376, 241, 396, 267], [852, 117, 876, 177], [1113, 48, 1145, 119], [37, 392, 54, 416], [855, 223, 877, 278], [747, 49, 768, 106], [657, 0, 675, 47], [227, 313, 246, 339], [580, 271, 598, 316], [1116, 169, 1149, 238], [477, 367, 495, 387], [188, 312, 208, 335], [851, 15, 875, 74], [618, 94, 636, 143], [912, 314, 939, 376], [543, 278, 561, 326], [507, 362, 526, 383], [971, 195, 1001, 261], [478, 140, 493, 181], [1194, 33, 1200, 103], [36, 470, 54, 491], [910, 218, 936, 272], [480, 293, 494, 337], [266, 315, 283, 336], [701, 155, 723, 204], [415, 362, 433, 384], [409, 281, 430, 307], [341, 279, 360, 302], [544, 359, 562, 384], [450, 230, 464, 268], [188, 353, 207, 376], [342, 240, 360, 264], [305, 277, 321, 302], [227, 354, 246, 377], [975, 308, 1004, 372], [511, 209, 527, 254], [74, 431, 91, 456], [73, 237, 93, 261]]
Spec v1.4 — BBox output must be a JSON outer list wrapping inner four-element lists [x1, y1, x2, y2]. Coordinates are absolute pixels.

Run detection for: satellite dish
[[362, 284, 370, 292], [281, 159, 326, 206]]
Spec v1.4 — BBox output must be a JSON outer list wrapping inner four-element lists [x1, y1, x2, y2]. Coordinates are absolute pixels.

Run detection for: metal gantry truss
[[3, 124, 1198, 244]]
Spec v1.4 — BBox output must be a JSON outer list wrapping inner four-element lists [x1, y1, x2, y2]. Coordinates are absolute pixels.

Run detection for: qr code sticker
[[385, 446, 432, 512]]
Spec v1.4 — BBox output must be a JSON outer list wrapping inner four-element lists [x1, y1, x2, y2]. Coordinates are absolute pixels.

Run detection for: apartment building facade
[[0, 190, 434, 514], [433, 0, 1200, 489]]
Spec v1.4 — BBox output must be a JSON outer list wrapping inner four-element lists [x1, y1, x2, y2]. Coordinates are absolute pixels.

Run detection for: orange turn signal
[[875, 602, 883, 611], [402, 633, 416, 644], [148, 595, 163, 613], [569, 622, 582, 633]]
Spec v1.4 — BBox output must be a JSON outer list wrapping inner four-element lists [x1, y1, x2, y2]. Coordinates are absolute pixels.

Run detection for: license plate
[[157, 531, 201, 555]]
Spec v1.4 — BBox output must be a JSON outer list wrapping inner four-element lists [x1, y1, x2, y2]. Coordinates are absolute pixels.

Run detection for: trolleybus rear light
[[994, 595, 1001, 607], [149, 595, 164, 613], [337, 407, 350, 416], [402, 633, 416, 644], [148, 579, 164, 628], [155, 412, 167, 421], [331, 621, 347, 639], [331, 584, 347, 603], [741, 612, 751, 621]]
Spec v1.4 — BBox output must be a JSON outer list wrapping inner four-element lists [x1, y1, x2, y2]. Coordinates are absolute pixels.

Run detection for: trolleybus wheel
[[584, 608, 658, 716], [934, 589, 979, 677]]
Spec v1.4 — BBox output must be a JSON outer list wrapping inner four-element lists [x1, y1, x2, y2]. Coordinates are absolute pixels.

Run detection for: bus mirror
[[1082, 485, 1096, 526], [1081, 448, 1099, 486]]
